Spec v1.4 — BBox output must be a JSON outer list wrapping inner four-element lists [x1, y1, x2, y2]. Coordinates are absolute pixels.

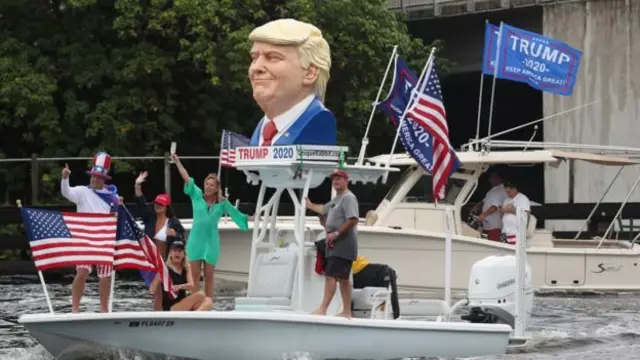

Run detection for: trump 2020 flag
[[405, 58, 460, 201], [482, 22, 582, 96], [376, 55, 436, 175]]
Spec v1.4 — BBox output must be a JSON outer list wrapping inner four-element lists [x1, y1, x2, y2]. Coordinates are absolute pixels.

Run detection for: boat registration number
[[128, 320, 175, 328]]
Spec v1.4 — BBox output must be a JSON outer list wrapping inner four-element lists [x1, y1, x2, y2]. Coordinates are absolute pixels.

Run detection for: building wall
[[542, 0, 639, 230], [408, 8, 542, 73]]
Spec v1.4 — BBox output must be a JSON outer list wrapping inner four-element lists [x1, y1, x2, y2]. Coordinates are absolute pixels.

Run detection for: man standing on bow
[[306, 170, 359, 318], [61, 152, 120, 312], [247, 18, 337, 146]]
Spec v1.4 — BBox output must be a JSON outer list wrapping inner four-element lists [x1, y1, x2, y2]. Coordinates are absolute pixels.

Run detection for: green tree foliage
[[0, 0, 447, 204]]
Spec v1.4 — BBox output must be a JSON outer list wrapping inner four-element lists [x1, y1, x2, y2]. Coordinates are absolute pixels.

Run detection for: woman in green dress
[[171, 153, 250, 299]]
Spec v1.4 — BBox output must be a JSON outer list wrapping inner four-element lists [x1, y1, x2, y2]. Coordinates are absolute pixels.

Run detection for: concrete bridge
[[388, 0, 569, 19], [396, 0, 639, 230]]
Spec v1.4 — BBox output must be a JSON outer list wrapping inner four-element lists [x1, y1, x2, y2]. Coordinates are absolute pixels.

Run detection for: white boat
[[19, 145, 533, 359], [181, 147, 640, 294]]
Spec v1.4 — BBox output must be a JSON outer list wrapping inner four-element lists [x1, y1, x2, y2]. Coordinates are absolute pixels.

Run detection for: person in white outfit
[[500, 181, 530, 245], [476, 171, 507, 241], [60, 152, 120, 312]]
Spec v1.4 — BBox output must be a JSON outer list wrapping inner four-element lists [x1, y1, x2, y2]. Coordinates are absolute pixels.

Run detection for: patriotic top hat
[[86, 152, 112, 180]]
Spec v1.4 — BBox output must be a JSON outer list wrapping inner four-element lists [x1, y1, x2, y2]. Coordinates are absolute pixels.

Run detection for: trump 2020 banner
[[482, 22, 583, 96], [377, 56, 434, 173]]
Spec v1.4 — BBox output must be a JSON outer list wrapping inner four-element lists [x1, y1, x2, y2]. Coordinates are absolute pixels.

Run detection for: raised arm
[[171, 153, 190, 184], [134, 171, 147, 198], [134, 171, 152, 221], [60, 163, 82, 203]]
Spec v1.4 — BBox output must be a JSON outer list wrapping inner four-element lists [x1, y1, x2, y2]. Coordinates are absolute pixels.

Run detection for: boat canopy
[[367, 150, 640, 169]]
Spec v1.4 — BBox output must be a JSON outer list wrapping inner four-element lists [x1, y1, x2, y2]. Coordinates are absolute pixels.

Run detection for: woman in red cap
[[134, 171, 186, 310]]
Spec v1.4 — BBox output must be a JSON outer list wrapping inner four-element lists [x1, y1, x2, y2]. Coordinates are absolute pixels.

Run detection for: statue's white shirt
[[258, 94, 315, 146]]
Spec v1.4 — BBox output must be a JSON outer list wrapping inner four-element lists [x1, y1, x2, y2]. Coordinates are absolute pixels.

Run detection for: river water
[[2, 275, 640, 360]]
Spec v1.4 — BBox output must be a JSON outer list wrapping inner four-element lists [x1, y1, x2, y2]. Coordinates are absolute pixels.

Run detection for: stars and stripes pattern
[[89, 151, 112, 177], [406, 59, 460, 201], [220, 130, 251, 168], [115, 206, 176, 299], [20, 208, 117, 271]]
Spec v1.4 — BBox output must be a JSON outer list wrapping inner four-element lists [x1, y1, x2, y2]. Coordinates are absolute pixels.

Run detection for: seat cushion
[[352, 287, 389, 309], [248, 250, 298, 298]]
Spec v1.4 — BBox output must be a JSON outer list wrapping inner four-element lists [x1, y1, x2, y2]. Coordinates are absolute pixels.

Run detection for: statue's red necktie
[[262, 120, 278, 146]]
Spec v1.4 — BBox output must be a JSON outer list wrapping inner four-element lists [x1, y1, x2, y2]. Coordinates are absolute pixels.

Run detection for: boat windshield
[[383, 166, 466, 205]]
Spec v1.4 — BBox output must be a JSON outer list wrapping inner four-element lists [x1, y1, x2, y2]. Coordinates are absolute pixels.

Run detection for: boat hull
[[215, 222, 640, 294], [19, 311, 511, 359]]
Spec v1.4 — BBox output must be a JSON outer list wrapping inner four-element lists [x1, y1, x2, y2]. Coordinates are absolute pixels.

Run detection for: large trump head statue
[[248, 18, 331, 119]]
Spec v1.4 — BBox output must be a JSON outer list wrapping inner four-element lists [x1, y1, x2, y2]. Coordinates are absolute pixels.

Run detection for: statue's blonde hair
[[249, 18, 331, 102]]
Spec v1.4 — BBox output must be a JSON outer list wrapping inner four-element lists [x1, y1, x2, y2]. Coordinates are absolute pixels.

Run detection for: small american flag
[[220, 130, 250, 168], [406, 59, 460, 201], [20, 208, 117, 271], [115, 206, 176, 299]]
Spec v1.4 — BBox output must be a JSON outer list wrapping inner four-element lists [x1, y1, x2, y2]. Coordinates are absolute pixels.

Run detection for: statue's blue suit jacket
[[249, 97, 337, 146]]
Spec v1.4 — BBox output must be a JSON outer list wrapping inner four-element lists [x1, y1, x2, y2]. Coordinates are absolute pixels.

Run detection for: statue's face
[[249, 41, 308, 109]]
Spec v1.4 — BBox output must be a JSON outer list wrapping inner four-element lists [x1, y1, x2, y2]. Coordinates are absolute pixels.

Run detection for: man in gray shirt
[[306, 169, 359, 318]]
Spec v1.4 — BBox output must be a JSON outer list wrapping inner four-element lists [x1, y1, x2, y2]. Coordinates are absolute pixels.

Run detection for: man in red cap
[[306, 169, 359, 318], [60, 151, 120, 313]]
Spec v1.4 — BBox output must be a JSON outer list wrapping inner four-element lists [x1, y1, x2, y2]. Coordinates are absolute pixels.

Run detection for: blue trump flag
[[376, 56, 435, 173], [482, 22, 582, 96]]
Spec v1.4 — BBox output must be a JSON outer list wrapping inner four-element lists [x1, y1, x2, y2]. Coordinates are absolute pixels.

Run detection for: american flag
[[220, 130, 250, 167], [406, 59, 460, 201], [20, 208, 117, 271], [114, 206, 176, 299]]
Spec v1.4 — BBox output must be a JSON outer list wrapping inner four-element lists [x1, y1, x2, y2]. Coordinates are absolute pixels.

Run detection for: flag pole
[[357, 45, 398, 165], [108, 202, 119, 313], [474, 19, 490, 151], [383, 47, 437, 183], [486, 22, 504, 149], [217, 130, 226, 178], [108, 270, 116, 312], [17, 199, 55, 314]]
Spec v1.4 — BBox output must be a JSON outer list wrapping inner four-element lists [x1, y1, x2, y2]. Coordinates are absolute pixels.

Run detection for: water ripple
[[3, 276, 640, 360]]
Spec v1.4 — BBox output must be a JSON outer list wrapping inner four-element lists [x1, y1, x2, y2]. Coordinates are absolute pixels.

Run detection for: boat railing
[[574, 166, 625, 240], [597, 172, 640, 248], [477, 139, 640, 156]]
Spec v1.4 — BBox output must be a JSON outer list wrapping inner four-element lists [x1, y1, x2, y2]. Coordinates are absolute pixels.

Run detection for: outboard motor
[[461, 255, 533, 329]]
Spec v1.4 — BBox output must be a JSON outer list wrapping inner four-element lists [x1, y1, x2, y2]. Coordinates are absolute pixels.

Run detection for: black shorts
[[325, 257, 352, 280]]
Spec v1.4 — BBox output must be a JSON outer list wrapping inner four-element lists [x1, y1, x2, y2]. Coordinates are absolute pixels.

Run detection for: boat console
[[233, 144, 401, 317]]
